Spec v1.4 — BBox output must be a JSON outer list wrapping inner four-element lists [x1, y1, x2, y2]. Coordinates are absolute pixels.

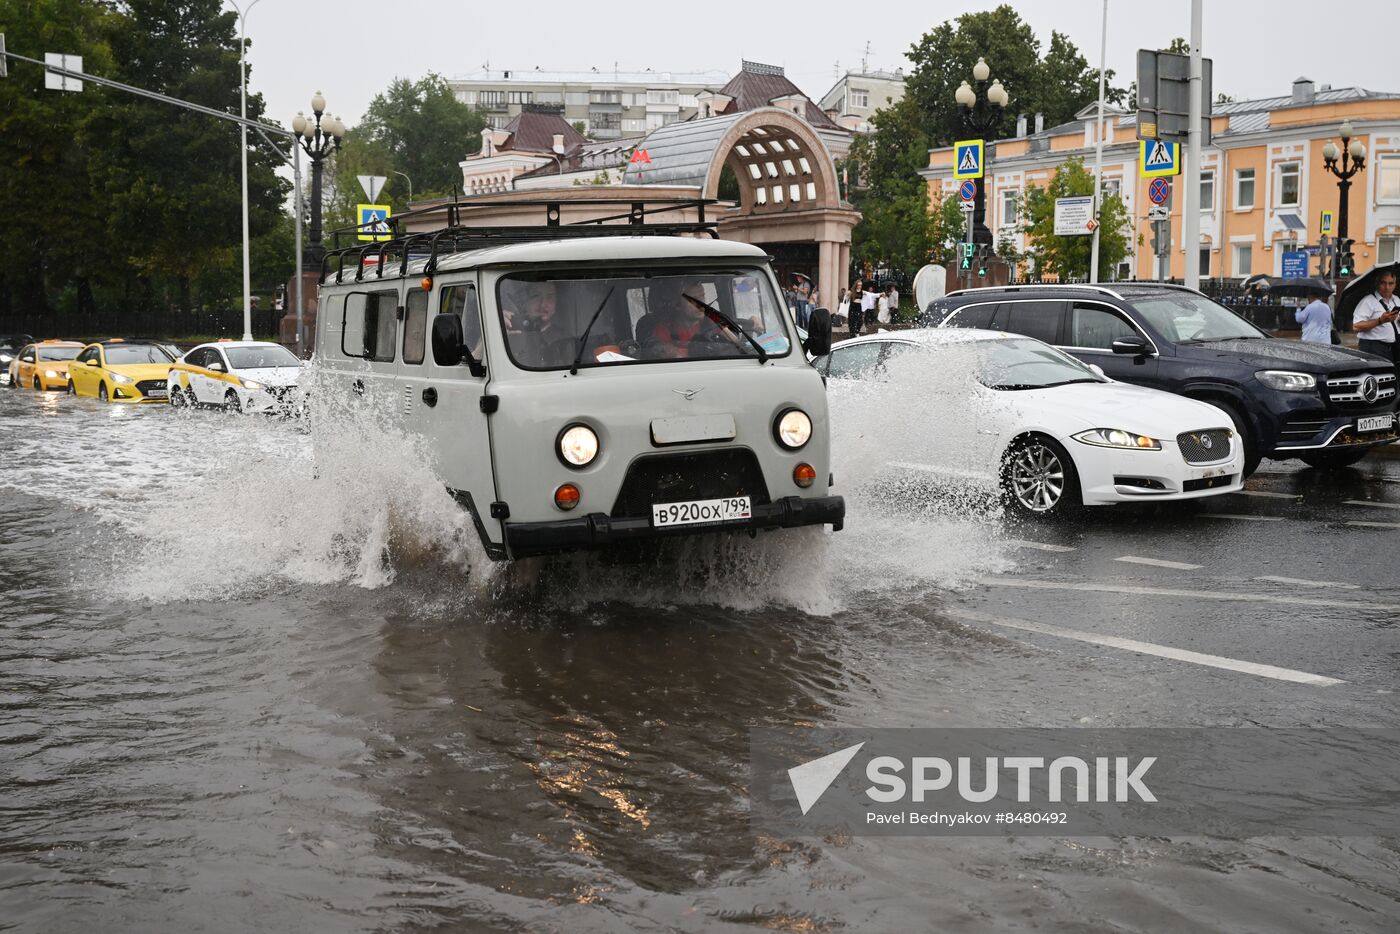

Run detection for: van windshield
[[496, 268, 792, 370]]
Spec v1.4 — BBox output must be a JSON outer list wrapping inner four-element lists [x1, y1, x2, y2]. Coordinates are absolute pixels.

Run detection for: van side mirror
[[1111, 335, 1150, 355], [432, 314, 486, 377], [804, 306, 832, 358]]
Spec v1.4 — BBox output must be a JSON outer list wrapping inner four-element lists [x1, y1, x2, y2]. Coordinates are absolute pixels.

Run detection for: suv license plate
[[1358, 415, 1393, 433], [652, 496, 752, 528]]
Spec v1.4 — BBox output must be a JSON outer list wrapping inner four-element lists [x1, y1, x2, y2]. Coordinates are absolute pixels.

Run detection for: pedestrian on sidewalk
[[848, 280, 866, 336], [1353, 270, 1399, 362], [1295, 290, 1334, 344], [859, 281, 878, 334]]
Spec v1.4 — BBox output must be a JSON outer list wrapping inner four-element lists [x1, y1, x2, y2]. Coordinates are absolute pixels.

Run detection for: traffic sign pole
[[1182, 0, 1203, 290]]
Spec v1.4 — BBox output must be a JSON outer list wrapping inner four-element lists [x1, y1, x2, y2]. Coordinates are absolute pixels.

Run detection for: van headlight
[[111, 373, 133, 384], [558, 424, 599, 467], [1072, 428, 1161, 450], [1255, 370, 1316, 392], [775, 408, 812, 449]]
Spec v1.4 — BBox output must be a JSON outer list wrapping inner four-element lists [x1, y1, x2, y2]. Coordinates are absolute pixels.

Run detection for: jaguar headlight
[[558, 424, 599, 468], [1255, 370, 1316, 392], [111, 373, 133, 384], [1072, 428, 1162, 450], [775, 408, 812, 449]]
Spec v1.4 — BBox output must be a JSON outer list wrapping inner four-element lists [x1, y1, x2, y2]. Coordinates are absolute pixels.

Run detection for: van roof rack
[[319, 197, 721, 285]]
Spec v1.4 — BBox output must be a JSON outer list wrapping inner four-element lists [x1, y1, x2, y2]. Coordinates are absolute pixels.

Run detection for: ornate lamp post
[[954, 57, 1010, 250], [1321, 120, 1366, 278], [291, 92, 344, 264]]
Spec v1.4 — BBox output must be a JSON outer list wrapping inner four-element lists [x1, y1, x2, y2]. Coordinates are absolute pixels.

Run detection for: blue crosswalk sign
[[953, 139, 984, 180], [357, 203, 392, 242], [1139, 139, 1180, 177]]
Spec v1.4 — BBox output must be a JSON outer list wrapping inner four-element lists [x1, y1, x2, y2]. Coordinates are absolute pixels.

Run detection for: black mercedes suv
[[923, 283, 1397, 473]]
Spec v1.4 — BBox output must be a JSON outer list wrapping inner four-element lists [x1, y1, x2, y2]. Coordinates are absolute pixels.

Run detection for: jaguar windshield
[[971, 337, 1105, 390], [496, 269, 792, 370], [1129, 292, 1267, 342]]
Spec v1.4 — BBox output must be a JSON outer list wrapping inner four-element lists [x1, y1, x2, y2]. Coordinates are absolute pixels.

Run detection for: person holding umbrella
[[1353, 269, 1399, 361]]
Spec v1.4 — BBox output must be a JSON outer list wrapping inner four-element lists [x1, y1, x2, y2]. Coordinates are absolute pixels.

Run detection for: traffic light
[[959, 242, 974, 271], [1337, 238, 1355, 277], [977, 245, 990, 278]]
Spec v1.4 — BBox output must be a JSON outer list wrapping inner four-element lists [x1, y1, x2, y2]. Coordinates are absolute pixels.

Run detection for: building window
[[622, 118, 647, 133], [565, 92, 588, 106], [646, 89, 678, 106], [535, 91, 563, 105], [1001, 189, 1018, 228], [1199, 247, 1211, 276], [1379, 156, 1400, 202], [849, 88, 870, 109], [1379, 236, 1400, 265], [456, 90, 477, 105], [590, 111, 621, 130], [590, 90, 621, 104], [479, 90, 505, 107], [1233, 243, 1253, 277], [1101, 178, 1121, 199], [507, 91, 532, 105], [1277, 162, 1301, 206], [1199, 170, 1215, 211], [1234, 167, 1255, 209], [678, 93, 698, 109]]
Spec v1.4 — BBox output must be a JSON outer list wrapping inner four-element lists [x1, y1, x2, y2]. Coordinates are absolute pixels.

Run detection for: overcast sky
[[239, 0, 1397, 138]]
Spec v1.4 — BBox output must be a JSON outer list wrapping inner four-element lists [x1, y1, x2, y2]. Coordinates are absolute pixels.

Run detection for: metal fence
[[0, 307, 283, 342]]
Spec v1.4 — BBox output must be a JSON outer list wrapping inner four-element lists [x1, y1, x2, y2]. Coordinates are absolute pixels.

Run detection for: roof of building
[[620, 111, 750, 187], [710, 63, 842, 130], [497, 111, 588, 155], [513, 137, 644, 181], [1213, 85, 1399, 115]]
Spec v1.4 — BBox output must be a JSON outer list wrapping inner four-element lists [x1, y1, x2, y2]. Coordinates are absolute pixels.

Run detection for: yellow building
[[921, 79, 1400, 280]]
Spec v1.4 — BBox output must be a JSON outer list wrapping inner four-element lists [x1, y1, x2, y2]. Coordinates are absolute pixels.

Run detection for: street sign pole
[[1088, 0, 1108, 283], [1182, 0, 1203, 290], [964, 209, 974, 289]]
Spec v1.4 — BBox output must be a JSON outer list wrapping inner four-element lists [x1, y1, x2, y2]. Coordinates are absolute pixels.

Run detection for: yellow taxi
[[7, 340, 85, 391], [68, 340, 176, 403]]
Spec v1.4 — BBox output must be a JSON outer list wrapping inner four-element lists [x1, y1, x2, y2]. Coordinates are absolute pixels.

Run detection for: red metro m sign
[[630, 149, 651, 164]]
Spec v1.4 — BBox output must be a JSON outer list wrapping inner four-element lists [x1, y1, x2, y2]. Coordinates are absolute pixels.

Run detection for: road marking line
[[956, 611, 1344, 686], [1346, 520, 1400, 529], [1115, 555, 1203, 571], [1255, 575, 1359, 590], [1237, 490, 1302, 499], [979, 577, 1400, 611], [1197, 513, 1283, 522], [1344, 500, 1400, 511], [1008, 540, 1077, 553]]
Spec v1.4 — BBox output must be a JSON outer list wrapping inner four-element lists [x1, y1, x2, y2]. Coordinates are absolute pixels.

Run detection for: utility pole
[[1182, 0, 1203, 290], [1088, 0, 1109, 283]]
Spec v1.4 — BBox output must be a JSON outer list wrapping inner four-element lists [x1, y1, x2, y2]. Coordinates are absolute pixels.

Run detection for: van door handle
[[422, 387, 438, 408], [351, 378, 365, 396]]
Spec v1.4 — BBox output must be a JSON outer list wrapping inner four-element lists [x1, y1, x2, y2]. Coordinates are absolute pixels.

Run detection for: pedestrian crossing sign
[[357, 203, 392, 242], [1319, 210, 1334, 235], [953, 139, 984, 180], [1139, 139, 1180, 177]]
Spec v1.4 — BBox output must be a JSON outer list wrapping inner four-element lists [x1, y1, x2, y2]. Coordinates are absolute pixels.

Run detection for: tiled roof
[[499, 111, 587, 154], [714, 68, 842, 130]]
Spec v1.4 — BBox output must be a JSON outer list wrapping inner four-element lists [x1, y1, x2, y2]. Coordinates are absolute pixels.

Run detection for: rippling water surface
[[2, 381, 1397, 932]]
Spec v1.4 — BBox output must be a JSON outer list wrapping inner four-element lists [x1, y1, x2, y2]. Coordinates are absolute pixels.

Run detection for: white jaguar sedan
[[816, 329, 1244, 517]]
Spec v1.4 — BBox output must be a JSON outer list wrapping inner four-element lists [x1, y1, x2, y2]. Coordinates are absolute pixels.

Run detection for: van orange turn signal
[[554, 483, 581, 510], [793, 463, 816, 488], [421, 277, 433, 291]]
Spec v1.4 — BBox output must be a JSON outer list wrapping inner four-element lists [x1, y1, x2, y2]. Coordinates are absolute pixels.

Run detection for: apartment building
[[817, 69, 906, 133], [921, 79, 1400, 281], [446, 68, 729, 138]]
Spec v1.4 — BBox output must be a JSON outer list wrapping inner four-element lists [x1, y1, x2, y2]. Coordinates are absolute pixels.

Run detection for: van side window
[[1069, 303, 1138, 350], [363, 291, 398, 362], [403, 290, 428, 365], [999, 301, 1064, 344], [439, 283, 483, 362]]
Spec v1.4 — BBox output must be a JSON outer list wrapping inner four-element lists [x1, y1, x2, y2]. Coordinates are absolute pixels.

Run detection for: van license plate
[[1358, 415, 1393, 433], [652, 496, 752, 528]]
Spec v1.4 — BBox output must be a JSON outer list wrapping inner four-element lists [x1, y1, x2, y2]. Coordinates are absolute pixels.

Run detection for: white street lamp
[[230, 0, 263, 341]]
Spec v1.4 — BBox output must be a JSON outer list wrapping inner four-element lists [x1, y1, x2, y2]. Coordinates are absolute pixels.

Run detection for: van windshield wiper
[[570, 286, 616, 375], [694, 299, 768, 364]]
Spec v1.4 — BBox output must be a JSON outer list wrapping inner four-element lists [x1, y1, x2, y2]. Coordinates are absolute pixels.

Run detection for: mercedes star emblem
[[1362, 375, 1379, 404]]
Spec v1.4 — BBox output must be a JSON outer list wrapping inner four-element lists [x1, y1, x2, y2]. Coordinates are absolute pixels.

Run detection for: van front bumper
[[503, 494, 846, 559]]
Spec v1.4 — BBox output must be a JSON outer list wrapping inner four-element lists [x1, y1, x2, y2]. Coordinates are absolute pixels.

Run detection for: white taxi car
[[168, 340, 304, 413]]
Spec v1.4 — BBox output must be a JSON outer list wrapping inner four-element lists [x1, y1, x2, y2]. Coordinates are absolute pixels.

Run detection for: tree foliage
[[356, 74, 486, 198], [0, 0, 291, 321], [1019, 158, 1131, 281], [846, 5, 1128, 277]]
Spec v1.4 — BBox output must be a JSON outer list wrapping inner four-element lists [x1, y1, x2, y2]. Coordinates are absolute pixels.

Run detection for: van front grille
[[611, 449, 771, 518]]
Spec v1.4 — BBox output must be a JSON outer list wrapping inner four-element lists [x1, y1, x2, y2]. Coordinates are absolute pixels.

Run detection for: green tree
[[1020, 158, 1130, 280], [322, 129, 398, 241], [358, 74, 486, 197]]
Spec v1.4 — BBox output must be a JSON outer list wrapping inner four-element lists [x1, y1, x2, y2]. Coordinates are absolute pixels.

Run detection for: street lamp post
[[1321, 120, 1367, 279], [392, 170, 412, 207], [954, 58, 1009, 254], [230, 0, 263, 341], [291, 93, 343, 265]]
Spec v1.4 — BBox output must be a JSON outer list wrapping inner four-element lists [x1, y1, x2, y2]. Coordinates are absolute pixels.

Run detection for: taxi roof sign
[[357, 204, 392, 242], [953, 139, 984, 180], [1139, 139, 1180, 177]]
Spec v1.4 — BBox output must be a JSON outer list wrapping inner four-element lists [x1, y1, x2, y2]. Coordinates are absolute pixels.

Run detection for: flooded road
[[3, 386, 1400, 932]]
